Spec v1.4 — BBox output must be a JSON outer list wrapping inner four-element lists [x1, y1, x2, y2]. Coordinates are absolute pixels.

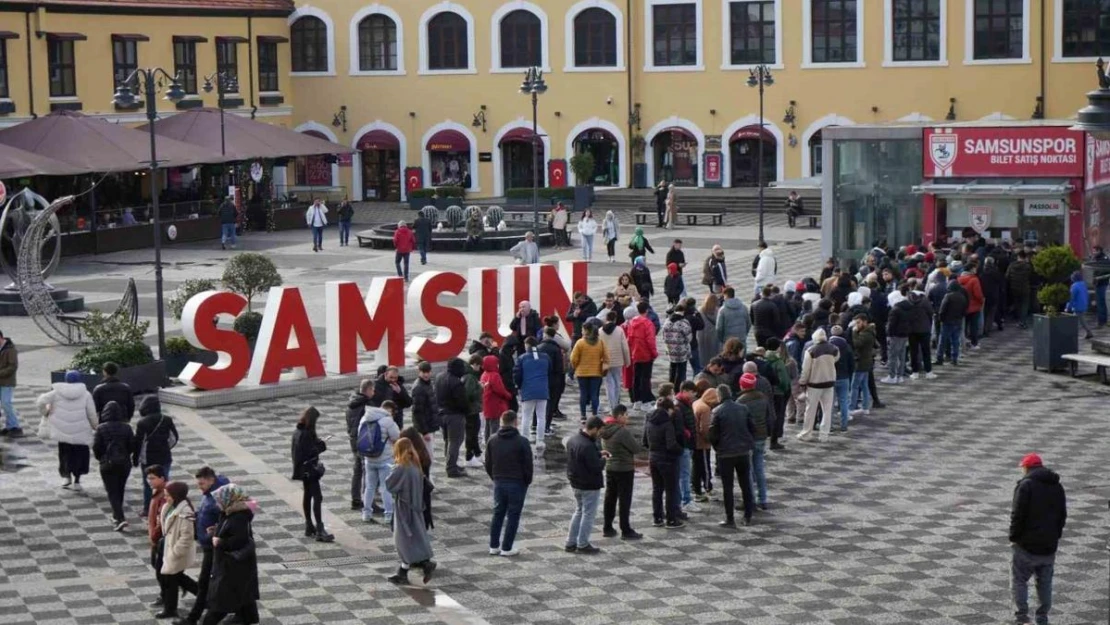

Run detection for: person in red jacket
[[625, 301, 659, 413], [392, 221, 417, 282], [958, 263, 985, 349], [480, 355, 512, 442]]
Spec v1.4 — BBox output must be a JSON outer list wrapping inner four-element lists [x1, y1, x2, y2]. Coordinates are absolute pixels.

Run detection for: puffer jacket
[[753, 247, 777, 288], [92, 377, 134, 423], [852, 324, 877, 370], [799, 341, 839, 389], [886, 299, 914, 337], [750, 297, 782, 345], [716, 298, 751, 344], [708, 398, 755, 458], [600, 417, 642, 472], [160, 500, 197, 575], [829, 335, 854, 380], [938, 281, 969, 324], [195, 474, 231, 547], [625, 315, 658, 363], [642, 407, 682, 462], [92, 401, 134, 467], [345, 393, 371, 452], [410, 377, 439, 435], [691, 387, 719, 450], [513, 348, 551, 401], [570, 336, 609, 377], [480, 355, 512, 420], [37, 382, 97, 446], [434, 358, 469, 417], [661, 315, 692, 363], [1009, 466, 1068, 555], [959, 273, 985, 314], [599, 323, 630, 368]]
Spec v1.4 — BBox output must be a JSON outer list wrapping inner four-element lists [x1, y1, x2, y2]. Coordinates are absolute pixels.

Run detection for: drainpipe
[[24, 11, 34, 118], [625, 0, 633, 188], [1038, 0, 1045, 118], [247, 16, 257, 119]]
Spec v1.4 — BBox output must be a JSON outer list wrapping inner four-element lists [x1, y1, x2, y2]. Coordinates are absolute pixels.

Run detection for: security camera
[[606, 96, 613, 105]]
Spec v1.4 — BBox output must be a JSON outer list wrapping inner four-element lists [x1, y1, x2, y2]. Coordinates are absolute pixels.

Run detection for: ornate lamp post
[[747, 64, 774, 244], [112, 69, 187, 359], [202, 72, 239, 157], [520, 67, 548, 234]]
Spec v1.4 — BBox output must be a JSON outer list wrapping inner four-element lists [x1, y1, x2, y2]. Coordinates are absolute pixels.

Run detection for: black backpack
[[103, 436, 130, 469]]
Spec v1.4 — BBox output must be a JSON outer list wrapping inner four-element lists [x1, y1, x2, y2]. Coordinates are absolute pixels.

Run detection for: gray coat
[[715, 298, 751, 346], [386, 463, 433, 565], [697, 308, 719, 367]]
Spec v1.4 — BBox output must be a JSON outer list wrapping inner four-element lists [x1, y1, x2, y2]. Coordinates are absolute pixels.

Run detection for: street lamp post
[[520, 67, 548, 235], [747, 64, 774, 244], [112, 69, 187, 360], [203, 72, 239, 157]]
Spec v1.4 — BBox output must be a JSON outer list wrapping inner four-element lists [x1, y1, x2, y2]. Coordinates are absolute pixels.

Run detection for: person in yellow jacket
[[570, 326, 610, 425]]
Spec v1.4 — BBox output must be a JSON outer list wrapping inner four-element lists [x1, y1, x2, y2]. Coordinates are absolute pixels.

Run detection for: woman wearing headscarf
[[386, 438, 437, 585], [203, 484, 259, 625], [629, 257, 654, 302], [399, 427, 434, 530], [37, 370, 98, 491], [602, 211, 619, 263], [157, 481, 198, 619], [627, 227, 655, 262], [291, 407, 334, 543]]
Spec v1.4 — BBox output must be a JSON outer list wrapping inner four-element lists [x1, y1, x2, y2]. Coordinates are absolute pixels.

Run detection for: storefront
[[357, 130, 401, 201], [426, 129, 472, 188], [729, 125, 776, 187], [295, 130, 335, 187], [651, 128, 698, 186], [572, 128, 619, 186], [1083, 133, 1110, 256], [500, 128, 544, 190]]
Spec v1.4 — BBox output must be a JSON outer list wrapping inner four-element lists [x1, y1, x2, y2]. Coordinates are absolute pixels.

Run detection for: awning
[[0, 31, 20, 40], [575, 128, 616, 143], [730, 125, 774, 143], [0, 110, 224, 173], [44, 32, 87, 41], [656, 127, 695, 143], [139, 107, 354, 161], [499, 128, 539, 145], [912, 181, 1075, 196], [257, 35, 289, 43], [216, 36, 248, 44], [173, 35, 209, 43], [426, 129, 469, 152], [0, 143, 86, 179], [112, 34, 150, 42], [357, 130, 400, 151]]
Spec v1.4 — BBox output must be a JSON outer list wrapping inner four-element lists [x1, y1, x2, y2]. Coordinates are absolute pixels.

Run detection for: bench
[[355, 230, 380, 248], [1061, 353, 1110, 384], [633, 211, 724, 226]]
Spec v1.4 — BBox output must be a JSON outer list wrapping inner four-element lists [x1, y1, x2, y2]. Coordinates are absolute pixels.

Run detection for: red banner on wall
[[404, 166, 423, 192], [548, 159, 567, 188], [1085, 133, 1110, 190], [703, 153, 723, 187], [924, 126, 1083, 178]]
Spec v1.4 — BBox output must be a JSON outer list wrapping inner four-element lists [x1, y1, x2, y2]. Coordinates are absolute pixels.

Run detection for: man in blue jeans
[[564, 417, 606, 554], [828, 325, 854, 432], [485, 411, 533, 556], [0, 330, 20, 437], [936, 280, 969, 366], [217, 196, 237, 250], [1009, 453, 1067, 625], [305, 198, 328, 252]]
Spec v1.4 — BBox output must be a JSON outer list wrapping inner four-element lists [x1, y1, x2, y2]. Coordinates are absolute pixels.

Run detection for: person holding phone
[[291, 407, 334, 542]]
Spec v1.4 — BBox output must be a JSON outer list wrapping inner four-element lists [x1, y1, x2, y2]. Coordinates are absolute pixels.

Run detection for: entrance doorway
[[651, 129, 698, 186], [729, 125, 776, 187], [357, 130, 401, 201], [572, 128, 619, 186], [500, 128, 545, 191]]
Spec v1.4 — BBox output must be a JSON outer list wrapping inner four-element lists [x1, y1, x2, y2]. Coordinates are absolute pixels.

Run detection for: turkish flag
[[548, 159, 567, 189], [404, 166, 423, 192]]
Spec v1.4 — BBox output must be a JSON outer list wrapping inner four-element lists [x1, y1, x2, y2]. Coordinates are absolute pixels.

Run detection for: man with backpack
[[357, 405, 400, 524]]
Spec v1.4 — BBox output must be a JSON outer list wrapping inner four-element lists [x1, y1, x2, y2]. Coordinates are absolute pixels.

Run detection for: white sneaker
[[909, 373, 920, 380], [896, 376, 906, 384], [879, 376, 898, 384], [684, 502, 702, 513], [488, 547, 501, 556], [500, 548, 521, 557], [466, 458, 484, 468], [849, 409, 865, 417], [925, 372, 937, 380]]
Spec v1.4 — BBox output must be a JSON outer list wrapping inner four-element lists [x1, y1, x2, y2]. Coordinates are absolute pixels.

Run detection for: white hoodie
[[37, 382, 97, 446], [754, 247, 777, 288]]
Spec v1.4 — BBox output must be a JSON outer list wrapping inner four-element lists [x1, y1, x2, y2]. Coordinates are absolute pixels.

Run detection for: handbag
[[302, 456, 326, 480], [139, 415, 177, 467], [36, 415, 51, 440]]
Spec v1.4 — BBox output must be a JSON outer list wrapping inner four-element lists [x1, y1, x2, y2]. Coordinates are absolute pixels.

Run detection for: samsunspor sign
[[924, 126, 1083, 178], [179, 261, 588, 391]]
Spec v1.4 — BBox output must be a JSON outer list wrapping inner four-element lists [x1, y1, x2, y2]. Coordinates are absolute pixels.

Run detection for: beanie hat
[[905, 244, 918, 256], [64, 370, 82, 384], [924, 252, 935, 263], [1019, 453, 1043, 469], [738, 372, 757, 391]]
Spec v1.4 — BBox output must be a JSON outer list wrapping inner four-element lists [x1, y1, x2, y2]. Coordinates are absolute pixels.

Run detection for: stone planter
[[52, 360, 169, 394], [1032, 313, 1079, 372], [164, 350, 218, 378]]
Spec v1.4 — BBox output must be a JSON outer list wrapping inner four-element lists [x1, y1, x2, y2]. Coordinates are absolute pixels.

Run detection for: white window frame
[[349, 4, 405, 76], [882, 0, 948, 67], [491, 1, 550, 73], [964, 0, 1030, 65], [802, 0, 865, 69], [419, 2, 478, 75], [288, 6, 337, 77], [564, 0, 626, 72], [644, 0, 704, 73], [720, 0, 783, 70], [1053, 0, 1107, 63]]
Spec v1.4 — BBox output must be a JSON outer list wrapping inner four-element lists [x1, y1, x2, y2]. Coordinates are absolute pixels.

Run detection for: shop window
[[0, 40, 9, 99], [810, 0, 858, 63], [574, 8, 617, 67], [48, 40, 76, 98], [216, 40, 239, 88], [973, 0, 1024, 60], [358, 14, 398, 71], [1061, 0, 1110, 58], [291, 16, 328, 72], [729, 1, 776, 65], [652, 3, 698, 67], [112, 39, 138, 90], [427, 12, 469, 70], [173, 40, 198, 94], [891, 0, 941, 61], [500, 9, 541, 68], [258, 41, 279, 92]]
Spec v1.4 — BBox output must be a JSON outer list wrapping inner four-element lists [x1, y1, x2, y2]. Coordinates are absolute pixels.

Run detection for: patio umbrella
[[139, 107, 354, 161], [0, 142, 85, 179], [0, 110, 224, 173]]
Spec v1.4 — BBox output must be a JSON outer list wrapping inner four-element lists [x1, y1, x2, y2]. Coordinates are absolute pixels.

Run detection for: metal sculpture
[[419, 205, 438, 224], [0, 188, 61, 286], [445, 205, 465, 230]]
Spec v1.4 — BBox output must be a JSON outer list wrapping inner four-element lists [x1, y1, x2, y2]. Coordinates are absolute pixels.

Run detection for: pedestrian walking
[[217, 195, 237, 250], [753, 242, 777, 297], [485, 410, 533, 556], [202, 484, 260, 625], [176, 466, 229, 625], [36, 370, 97, 491], [564, 416, 607, 553], [480, 355, 513, 441], [509, 232, 541, 264], [386, 438, 438, 584], [570, 325, 609, 423], [603, 211, 619, 262], [413, 210, 432, 265], [291, 406, 334, 542], [92, 362, 134, 422], [514, 337, 551, 451], [628, 227, 655, 263], [305, 198, 328, 252], [357, 406, 401, 524], [703, 245, 728, 295], [643, 398, 683, 528], [598, 311, 630, 411], [797, 328, 839, 441], [157, 481, 199, 620], [434, 358, 470, 478], [578, 209, 598, 261], [337, 197, 354, 246], [392, 220, 416, 282], [663, 263, 684, 306], [551, 202, 570, 249], [708, 385, 755, 527], [398, 427, 435, 531], [133, 396, 179, 514], [736, 374, 772, 510], [0, 329, 20, 438], [599, 405, 642, 539], [1067, 271, 1094, 339], [1009, 453, 1067, 625], [92, 401, 134, 531], [145, 466, 170, 613]]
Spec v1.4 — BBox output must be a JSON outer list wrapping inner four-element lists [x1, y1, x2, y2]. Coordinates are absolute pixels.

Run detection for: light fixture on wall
[[783, 100, 796, 129], [331, 105, 347, 132], [408, 111, 416, 118], [945, 97, 957, 121], [472, 105, 487, 132], [709, 109, 716, 116], [871, 105, 879, 113]]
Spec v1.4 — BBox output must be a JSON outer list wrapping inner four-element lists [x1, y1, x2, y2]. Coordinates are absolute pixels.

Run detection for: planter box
[[573, 186, 594, 211], [164, 350, 218, 378], [164, 216, 220, 244], [1032, 314, 1079, 372], [52, 360, 168, 394]]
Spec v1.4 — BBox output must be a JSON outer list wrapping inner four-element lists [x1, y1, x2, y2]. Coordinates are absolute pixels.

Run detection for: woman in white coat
[[577, 210, 598, 262], [37, 370, 98, 490], [157, 481, 199, 619]]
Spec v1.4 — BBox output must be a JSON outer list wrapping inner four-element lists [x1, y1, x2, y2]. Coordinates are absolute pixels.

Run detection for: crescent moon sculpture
[[0, 188, 61, 287]]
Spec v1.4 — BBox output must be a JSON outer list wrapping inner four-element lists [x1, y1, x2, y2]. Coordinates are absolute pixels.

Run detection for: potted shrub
[[233, 311, 264, 352], [569, 152, 595, 211], [55, 311, 166, 393], [163, 336, 219, 379], [222, 253, 282, 312], [168, 278, 218, 321], [1031, 245, 1082, 372]]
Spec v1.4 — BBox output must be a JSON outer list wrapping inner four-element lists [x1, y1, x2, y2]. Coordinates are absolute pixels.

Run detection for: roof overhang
[[911, 181, 1074, 196]]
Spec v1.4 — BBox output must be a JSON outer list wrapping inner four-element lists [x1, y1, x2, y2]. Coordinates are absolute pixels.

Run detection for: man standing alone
[[485, 411, 533, 557], [564, 416, 607, 554], [1009, 453, 1066, 625]]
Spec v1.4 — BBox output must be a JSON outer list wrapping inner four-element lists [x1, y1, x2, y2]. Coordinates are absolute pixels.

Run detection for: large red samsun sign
[[179, 261, 588, 391]]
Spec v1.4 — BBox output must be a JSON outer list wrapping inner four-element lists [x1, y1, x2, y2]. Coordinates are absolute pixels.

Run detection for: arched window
[[574, 8, 617, 67], [291, 16, 328, 72], [427, 12, 468, 70], [358, 14, 398, 71], [500, 9, 541, 68], [809, 130, 823, 176]]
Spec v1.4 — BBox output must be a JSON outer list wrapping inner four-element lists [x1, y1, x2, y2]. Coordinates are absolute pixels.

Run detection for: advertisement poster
[[703, 153, 723, 187], [924, 127, 1083, 178]]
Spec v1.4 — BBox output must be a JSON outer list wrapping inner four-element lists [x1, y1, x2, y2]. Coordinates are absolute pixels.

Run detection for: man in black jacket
[[413, 211, 432, 265], [93, 362, 134, 423], [708, 386, 755, 527], [936, 279, 968, 366], [750, 286, 782, 348], [369, 366, 413, 428], [92, 401, 134, 530], [537, 328, 567, 430], [564, 416, 607, 553], [1009, 453, 1067, 625], [410, 362, 439, 460], [566, 293, 599, 343], [345, 378, 374, 510], [434, 358, 470, 478], [132, 396, 178, 515], [485, 411, 533, 557], [218, 196, 237, 250], [980, 256, 1005, 335], [643, 399, 684, 528]]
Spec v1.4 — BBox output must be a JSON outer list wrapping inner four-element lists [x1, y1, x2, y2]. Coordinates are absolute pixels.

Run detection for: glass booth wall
[[832, 138, 923, 261]]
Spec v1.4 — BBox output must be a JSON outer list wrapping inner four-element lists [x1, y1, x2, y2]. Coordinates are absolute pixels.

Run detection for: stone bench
[[1061, 353, 1110, 384]]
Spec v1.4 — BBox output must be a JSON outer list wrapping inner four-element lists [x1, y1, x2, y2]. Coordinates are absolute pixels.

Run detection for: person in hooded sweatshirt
[[1009, 453, 1067, 625], [599, 404, 642, 539], [514, 337, 552, 451], [359, 406, 401, 524], [630, 256, 654, 301], [663, 262, 684, 306], [93, 400, 135, 530], [598, 311, 630, 412], [434, 358, 470, 478], [132, 395, 180, 514], [797, 328, 839, 441], [882, 284, 913, 384], [204, 484, 260, 624], [37, 370, 97, 491], [936, 278, 969, 366], [642, 398, 684, 528], [708, 385, 755, 527], [716, 287, 751, 351], [480, 355, 512, 442], [1066, 270, 1094, 339], [485, 410, 533, 556]]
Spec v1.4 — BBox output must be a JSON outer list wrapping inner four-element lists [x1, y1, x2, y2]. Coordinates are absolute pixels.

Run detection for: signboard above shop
[[924, 126, 1083, 178], [1085, 134, 1110, 190]]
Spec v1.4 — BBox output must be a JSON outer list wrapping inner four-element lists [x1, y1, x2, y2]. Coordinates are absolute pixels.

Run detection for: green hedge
[[505, 187, 575, 200], [409, 186, 464, 199]]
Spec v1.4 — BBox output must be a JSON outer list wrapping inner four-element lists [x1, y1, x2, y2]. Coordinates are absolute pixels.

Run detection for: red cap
[[905, 244, 918, 255], [1019, 453, 1043, 469], [739, 372, 757, 391], [924, 252, 935, 262], [795, 282, 806, 293]]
